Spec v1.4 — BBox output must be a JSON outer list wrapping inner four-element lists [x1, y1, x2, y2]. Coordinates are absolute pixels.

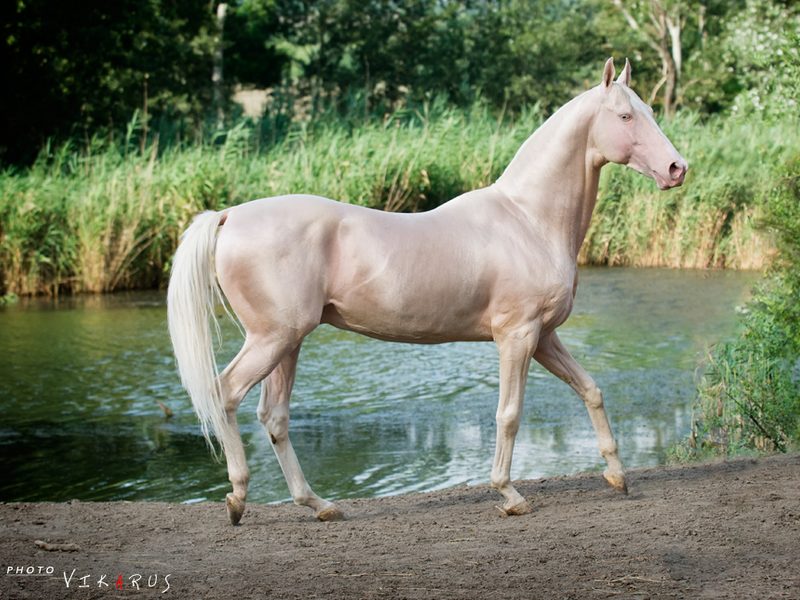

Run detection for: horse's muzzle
[[668, 160, 688, 187]]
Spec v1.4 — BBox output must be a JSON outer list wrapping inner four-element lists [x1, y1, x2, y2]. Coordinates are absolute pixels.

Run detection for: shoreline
[[2, 453, 798, 599], [0, 262, 767, 304]]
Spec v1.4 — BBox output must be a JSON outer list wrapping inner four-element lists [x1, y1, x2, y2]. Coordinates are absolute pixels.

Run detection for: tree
[[604, 0, 752, 116], [213, 3, 229, 128], [474, 0, 603, 111], [224, 0, 287, 89], [722, 0, 800, 118], [0, 0, 217, 164]]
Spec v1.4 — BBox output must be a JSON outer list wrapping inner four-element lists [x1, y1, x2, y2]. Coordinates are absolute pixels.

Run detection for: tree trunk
[[611, 0, 683, 117], [213, 3, 228, 129]]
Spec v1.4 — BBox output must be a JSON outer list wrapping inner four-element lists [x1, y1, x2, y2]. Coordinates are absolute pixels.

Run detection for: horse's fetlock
[[599, 443, 618, 459], [292, 492, 314, 507], [230, 476, 249, 496], [490, 471, 510, 491]]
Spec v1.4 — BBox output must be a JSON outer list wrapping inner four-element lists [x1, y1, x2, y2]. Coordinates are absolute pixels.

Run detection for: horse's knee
[[224, 394, 245, 417], [582, 385, 604, 410], [496, 407, 522, 437]]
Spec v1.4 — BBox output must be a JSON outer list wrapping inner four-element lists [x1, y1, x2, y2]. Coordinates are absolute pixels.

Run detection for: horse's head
[[590, 58, 687, 190]]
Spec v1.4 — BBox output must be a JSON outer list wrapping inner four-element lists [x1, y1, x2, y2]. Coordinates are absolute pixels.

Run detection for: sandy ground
[[1, 453, 798, 599]]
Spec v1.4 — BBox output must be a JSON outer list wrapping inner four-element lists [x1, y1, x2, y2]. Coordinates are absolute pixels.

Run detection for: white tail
[[167, 210, 231, 456]]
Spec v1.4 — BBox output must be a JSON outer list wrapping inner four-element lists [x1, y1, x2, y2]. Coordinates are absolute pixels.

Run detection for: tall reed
[[581, 112, 797, 269], [1, 105, 797, 297]]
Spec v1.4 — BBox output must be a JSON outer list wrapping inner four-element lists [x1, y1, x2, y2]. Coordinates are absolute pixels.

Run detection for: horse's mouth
[[657, 174, 685, 190], [653, 171, 684, 190]]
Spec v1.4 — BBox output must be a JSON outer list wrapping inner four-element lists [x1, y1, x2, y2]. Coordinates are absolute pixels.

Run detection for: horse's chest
[[498, 274, 575, 333], [540, 285, 574, 330]]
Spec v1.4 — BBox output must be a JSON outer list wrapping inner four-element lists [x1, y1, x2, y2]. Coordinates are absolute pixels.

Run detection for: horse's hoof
[[316, 505, 345, 522], [495, 499, 533, 517], [226, 493, 245, 526], [603, 470, 628, 495]]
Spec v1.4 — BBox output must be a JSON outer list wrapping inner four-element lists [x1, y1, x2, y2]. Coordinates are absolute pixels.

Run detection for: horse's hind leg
[[533, 332, 627, 493], [218, 334, 296, 525], [257, 345, 344, 521]]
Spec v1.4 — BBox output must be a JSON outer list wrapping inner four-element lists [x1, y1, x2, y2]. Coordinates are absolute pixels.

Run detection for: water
[[0, 267, 757, 504]]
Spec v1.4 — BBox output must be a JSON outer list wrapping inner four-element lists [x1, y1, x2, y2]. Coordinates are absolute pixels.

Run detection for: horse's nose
[[669, 160, 687, 185]]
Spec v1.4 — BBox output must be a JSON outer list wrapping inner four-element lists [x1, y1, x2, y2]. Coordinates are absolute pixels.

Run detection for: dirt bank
[[2, 454, 798, 599]]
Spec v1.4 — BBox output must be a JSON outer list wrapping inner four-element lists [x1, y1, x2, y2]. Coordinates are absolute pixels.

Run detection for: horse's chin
[[651, 171, 673, 190]]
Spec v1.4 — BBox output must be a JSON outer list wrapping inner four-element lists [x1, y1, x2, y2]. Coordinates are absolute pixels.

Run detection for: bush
[[676, 157, 800, 458]]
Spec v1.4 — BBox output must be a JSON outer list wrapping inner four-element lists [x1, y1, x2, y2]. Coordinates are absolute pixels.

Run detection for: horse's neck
[[495, 91, 603, 261]]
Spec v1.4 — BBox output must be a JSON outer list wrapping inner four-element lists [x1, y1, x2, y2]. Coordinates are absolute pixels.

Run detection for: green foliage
[[675, 158, 800, 458], [722, 0, 800, 118], [5, 0, 797, 165], [1, 0, 216, 163], [248, 0, 603, 113], [225, 0, 285, 88]]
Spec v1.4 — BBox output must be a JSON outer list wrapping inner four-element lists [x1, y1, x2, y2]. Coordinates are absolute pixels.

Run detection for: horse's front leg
[[490, 323, 541, 516], [533, 331, 627, 494]]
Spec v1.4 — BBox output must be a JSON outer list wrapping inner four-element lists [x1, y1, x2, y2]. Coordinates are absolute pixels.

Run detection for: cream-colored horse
[[168, 58, 687, 525]]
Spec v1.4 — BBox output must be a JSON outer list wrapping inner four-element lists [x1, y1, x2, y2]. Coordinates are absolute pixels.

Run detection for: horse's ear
[[602, 57, 615, 91], [616, 58, 631, 87]]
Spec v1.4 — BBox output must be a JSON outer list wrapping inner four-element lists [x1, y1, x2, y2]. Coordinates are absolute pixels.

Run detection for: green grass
[[1, 104, 798, 296]]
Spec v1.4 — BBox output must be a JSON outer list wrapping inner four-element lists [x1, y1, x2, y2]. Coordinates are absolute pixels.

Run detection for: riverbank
[[2, 453, 797, 599]]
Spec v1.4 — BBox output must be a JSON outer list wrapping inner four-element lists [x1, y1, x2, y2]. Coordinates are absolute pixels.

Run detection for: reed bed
[[1, 105, 797, 297], [581, 113, 797, 269]]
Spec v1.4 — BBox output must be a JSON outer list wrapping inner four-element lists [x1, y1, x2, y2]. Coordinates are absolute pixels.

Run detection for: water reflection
[[0, 268, 756, 503]]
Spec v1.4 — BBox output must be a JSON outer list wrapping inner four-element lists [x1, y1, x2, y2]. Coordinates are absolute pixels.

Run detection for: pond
[[0, 267, 757, 504]]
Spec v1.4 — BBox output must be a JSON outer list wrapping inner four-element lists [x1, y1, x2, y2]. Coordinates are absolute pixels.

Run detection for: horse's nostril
[[669, 161, 686, 180]]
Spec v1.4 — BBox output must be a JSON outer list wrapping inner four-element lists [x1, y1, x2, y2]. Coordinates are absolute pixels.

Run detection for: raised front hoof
[[226, 493, 246, 526], [495, 499, 533, 518], [603, 471, 628, 495], [316, 505, 345, 522]]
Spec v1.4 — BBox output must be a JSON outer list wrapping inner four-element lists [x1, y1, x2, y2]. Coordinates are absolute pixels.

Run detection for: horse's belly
[[321, 296, 492, 343]]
